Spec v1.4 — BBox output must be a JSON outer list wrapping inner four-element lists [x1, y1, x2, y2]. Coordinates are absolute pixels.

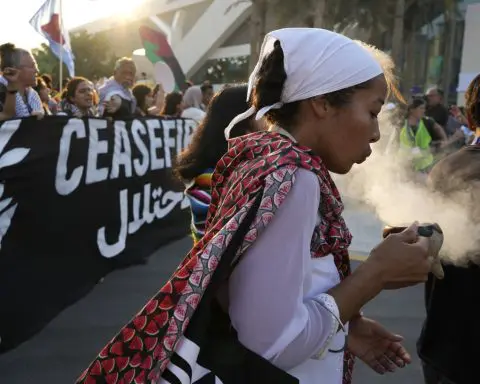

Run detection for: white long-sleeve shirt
[[229, 168, 347, 383]]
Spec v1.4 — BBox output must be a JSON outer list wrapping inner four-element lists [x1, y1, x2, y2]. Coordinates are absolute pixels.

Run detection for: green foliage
[[32, 30, 118, 86]]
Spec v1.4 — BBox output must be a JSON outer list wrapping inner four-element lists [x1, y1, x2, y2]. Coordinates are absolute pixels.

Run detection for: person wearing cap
[[78, 28, 432, 384]]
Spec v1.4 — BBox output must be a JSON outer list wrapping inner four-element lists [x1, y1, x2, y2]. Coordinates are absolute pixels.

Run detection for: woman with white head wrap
[[181, 85, 206, 124], [79, 29, 432, 384]]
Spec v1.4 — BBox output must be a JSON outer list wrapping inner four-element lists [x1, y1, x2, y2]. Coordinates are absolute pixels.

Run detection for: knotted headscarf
[[224, 28, 384, 138]]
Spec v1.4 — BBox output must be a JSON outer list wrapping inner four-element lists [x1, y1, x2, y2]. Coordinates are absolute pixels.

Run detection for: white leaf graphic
[[0, 120, 22, 155], [0, 119, 31, 250], [0, 197, 13, 213], [0, 203, 17, 249], [0, 148, 30, 169]]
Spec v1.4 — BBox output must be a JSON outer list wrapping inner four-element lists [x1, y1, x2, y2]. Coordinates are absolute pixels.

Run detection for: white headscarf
[[224, 28, 384, 138], [183, 86, 203, 109]]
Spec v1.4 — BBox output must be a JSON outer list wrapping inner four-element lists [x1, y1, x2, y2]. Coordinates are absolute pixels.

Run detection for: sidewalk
[[343, 198, 384, 259]]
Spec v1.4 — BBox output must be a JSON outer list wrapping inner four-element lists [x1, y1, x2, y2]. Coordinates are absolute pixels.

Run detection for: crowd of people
[[0, 43, 214, 124], [1, 27, 479, 384]]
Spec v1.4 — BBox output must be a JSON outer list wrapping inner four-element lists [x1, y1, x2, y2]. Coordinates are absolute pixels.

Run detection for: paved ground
[[0, 201, 427, 383]]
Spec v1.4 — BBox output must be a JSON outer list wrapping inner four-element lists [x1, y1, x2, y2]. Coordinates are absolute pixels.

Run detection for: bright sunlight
[[0, 0, 146, 49]]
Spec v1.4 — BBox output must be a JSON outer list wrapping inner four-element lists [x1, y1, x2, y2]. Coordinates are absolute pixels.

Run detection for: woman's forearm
[[327, 262, 384, 324]]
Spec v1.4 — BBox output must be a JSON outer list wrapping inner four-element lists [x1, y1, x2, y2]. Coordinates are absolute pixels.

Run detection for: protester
[[399, 97, 447, 174], [160, 91, 184, 117], [33, 77, 52, 115], [181, 85, 206, 123], [132, 83, 154, 117], [175, 84, 262, 243], [59, 77, 97, 117], [98, 57, 136, 118], [78, 28, 432, 384], [0, 43, 44, 118], [39, 73, 59, 112], [200, 82, 214, 108], [147, 83, 165, 115], [418, 73, 480, 384], [425, 87, 449, 130]]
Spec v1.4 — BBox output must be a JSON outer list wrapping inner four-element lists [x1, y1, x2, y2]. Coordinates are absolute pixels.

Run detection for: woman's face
[[411, 103, 426, 120], [299, 76, 387, 175], [176, 99, 186, 115], [73, 81, 94, 109], [145, 92, 154, 109]]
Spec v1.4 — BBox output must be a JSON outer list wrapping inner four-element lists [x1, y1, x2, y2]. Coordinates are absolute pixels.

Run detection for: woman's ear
[[309, 96, 329, 119]]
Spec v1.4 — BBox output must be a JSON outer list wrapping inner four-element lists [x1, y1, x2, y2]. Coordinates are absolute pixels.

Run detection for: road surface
[[0, 201, 427, 383]]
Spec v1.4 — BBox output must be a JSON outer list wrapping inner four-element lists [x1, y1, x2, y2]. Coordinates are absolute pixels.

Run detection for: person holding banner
[[98, 57, 137, 119], [58, 77, 97, 117], [78, 29, 432, 384], [0, 43, 44, 118]]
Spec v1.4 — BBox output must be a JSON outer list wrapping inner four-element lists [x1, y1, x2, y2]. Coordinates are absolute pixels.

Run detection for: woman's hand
[[348, 316, 410, 374], [3, 67, 20, 89], [364, 222, 432, 290], [31, 111, 45, 120]]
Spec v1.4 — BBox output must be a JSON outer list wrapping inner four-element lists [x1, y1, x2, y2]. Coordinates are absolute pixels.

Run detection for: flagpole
[[59, 0, 64, 90]]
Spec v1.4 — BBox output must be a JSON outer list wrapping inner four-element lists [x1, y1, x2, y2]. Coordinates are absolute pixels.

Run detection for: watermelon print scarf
[[77, 131, 355, 384]]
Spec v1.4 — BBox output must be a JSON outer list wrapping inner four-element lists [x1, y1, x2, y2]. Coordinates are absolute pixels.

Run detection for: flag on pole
[[29, 0, 75, 77]]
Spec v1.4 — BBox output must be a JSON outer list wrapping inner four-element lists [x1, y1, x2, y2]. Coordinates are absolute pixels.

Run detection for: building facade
[[72, 0, 253, 82], [74, 0, 480, 104]]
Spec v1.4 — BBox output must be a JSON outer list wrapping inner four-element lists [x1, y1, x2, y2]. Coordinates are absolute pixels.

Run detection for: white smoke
[[336, 107, 478, 266]]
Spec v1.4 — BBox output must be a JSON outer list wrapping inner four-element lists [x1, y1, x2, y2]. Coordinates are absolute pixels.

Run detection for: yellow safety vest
[[399, 119, 435, 171]]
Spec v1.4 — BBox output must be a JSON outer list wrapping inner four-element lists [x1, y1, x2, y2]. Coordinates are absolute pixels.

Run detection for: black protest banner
[[0, 116, 196, 353]]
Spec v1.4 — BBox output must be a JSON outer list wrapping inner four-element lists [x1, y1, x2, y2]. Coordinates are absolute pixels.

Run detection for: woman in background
[[132, 84, 154, 117], [59, 77, 97, 117], [33, 77, 52, 115], [181, 85, 206, 124], [160, 91, 185, 117], [399, 97, 447, 174], [175, 84, 262, 242]]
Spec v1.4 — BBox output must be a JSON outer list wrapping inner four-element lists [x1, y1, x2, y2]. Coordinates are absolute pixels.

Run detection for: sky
[[1, 0, 144, 49]]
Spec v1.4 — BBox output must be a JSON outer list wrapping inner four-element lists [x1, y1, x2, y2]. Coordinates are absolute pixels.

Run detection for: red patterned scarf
[[77, 131, 354, 384]]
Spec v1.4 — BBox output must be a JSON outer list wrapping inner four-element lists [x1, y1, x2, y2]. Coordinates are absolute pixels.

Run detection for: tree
[[248, 0, 268, 72], [32, 30, 119, 87]]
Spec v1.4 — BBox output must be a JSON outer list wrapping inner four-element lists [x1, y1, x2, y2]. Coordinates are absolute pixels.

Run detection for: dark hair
[[34, 77, 47, 93], [252, 40, 375, 129], [0, 43, 27, 70], [200, 83, 213, 94], [465, 73, 480, 128], [175, 84, 254, 180], [132, 84, 152, 113], [161, 92, 183, 116], [407, 97, 426, 114], [62, 77, 89, 103], [40, 74, 53, 88]]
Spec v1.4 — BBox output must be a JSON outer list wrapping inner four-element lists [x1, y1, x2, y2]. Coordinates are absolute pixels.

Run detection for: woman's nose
[[370, 124, 381, 143]]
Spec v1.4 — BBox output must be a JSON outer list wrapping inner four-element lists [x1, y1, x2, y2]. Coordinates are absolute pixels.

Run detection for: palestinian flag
[[138, 26, 186, 91]]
